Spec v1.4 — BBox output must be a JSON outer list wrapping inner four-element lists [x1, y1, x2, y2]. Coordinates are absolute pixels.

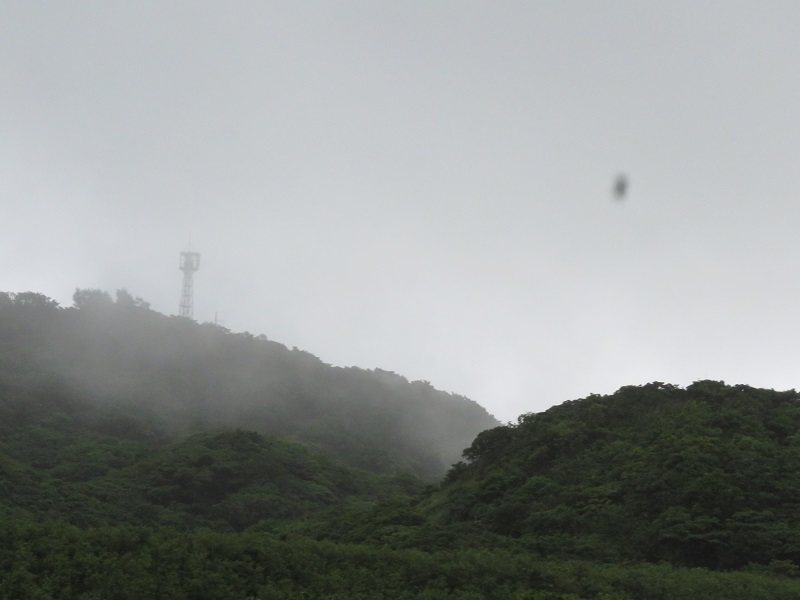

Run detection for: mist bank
[[0, 289, 499, 480]]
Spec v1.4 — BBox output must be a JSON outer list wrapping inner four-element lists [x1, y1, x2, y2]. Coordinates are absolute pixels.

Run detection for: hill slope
[[0, 289, 498, 480], [0, 416, 421, 530], [7, 336, 800, 598], [430, 381, 800, 569]]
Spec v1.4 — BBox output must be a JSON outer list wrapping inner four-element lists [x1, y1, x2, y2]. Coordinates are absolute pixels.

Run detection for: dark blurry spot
[[613, 174, 628, 201]]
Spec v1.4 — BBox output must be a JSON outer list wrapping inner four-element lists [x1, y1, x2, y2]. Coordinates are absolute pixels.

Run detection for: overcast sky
[[3, 2, 800, 422]]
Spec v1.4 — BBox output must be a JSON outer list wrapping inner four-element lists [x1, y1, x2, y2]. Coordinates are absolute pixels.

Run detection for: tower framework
[[178, 251, 200, 319]]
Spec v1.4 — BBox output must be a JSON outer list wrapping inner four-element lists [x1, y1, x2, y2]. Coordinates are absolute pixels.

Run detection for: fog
[[1, 289, 497, 480], [3, 2, 800, 421]]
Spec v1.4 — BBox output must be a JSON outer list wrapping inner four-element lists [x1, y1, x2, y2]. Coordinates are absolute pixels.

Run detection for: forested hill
[[0, 289, 498, 480], [431, 381, 800, 570]]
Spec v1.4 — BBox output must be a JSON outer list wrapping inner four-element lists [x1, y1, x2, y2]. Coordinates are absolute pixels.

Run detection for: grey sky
[[3, 2, 800, 422]]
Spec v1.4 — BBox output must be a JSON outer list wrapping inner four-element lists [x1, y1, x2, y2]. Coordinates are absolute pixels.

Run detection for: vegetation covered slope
[[6, 289, 800, 597], [0, 404, 421, 530], [7, 520, 800, 600], [5, 394, 800, 600], [431, 381, 800, 570], [0, 289, 498, 480]]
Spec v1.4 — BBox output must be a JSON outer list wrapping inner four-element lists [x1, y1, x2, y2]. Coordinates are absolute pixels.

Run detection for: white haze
[[2, 2, 800, 422]]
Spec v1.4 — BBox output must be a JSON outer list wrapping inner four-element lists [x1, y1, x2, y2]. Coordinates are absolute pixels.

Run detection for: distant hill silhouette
[[0, 289, 498, 481]]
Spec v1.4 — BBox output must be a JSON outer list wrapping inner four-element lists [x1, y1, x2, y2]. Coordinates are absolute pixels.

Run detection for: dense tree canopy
[[4, 288, 800, 597], [435, 381, 800, 569]]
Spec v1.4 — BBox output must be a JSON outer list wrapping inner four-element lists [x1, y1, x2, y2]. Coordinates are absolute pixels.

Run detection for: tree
[[115, 289, 151, 310], [13, 291, 59, 309], [73, 288, 114, 311]]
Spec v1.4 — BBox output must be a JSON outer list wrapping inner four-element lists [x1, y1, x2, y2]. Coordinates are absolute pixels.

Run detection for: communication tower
[[178, 251, 200, 319]]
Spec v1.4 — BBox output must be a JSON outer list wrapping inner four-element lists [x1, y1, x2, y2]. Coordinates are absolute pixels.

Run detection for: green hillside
[[432, 381, 800, 569], [0, 422, 420, 531], [5, 289, 800, 598]]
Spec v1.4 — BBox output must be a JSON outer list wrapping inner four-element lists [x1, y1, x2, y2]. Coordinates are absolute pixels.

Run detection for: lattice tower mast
[[178, 251, 200, 319]]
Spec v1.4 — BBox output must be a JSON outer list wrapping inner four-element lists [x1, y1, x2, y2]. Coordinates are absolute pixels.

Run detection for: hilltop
[[427, 380, 800, 569], [0, 289, 498, 481]]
